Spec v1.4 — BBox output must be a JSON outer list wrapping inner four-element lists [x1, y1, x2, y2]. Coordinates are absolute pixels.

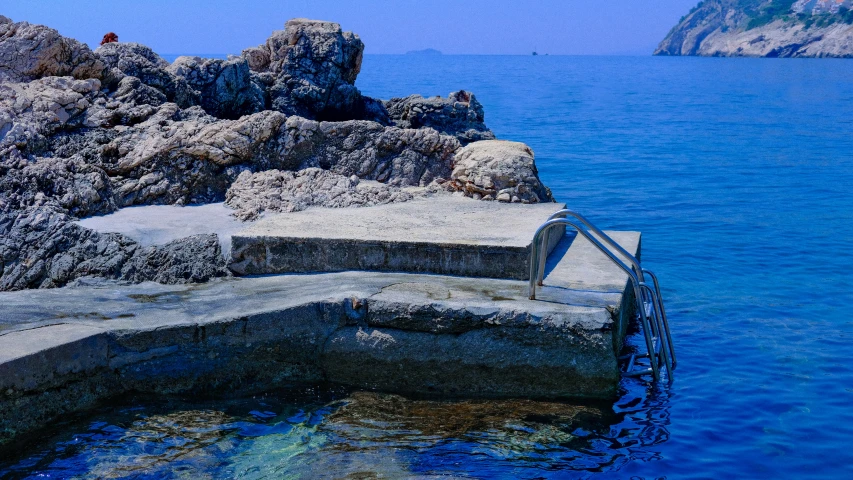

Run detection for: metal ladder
[[528, 210, 676, 381]]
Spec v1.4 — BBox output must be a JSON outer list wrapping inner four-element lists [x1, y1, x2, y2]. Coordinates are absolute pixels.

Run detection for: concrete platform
[[229, 196, 567, 279], [0, 230, 640, 449]]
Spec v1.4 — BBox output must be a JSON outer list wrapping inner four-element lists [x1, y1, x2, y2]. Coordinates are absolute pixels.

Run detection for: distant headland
[[406, 48, 442, 55], [657, 0, 853, 58]]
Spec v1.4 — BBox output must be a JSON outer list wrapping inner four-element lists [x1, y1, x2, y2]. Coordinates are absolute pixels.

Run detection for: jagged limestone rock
[[167, 56, 266, 119], [119, 234, 229, 284], [0, 16, 553, 291], [242, 18, 371, 120], [93, 42, 200, 105], [385, 90, 495, 144], [0, 17, 105, 82], [0, 76, 103, 161]]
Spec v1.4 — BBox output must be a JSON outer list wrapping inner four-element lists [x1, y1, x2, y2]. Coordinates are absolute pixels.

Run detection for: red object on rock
[[100, 32, 118, 45]]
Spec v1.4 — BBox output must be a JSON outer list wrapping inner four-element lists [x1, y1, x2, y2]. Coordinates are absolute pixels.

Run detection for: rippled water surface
[[3, 56, 853, 478]]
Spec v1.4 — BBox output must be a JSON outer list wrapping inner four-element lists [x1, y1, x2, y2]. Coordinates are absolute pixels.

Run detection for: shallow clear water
[[3, 55, 853, 478]]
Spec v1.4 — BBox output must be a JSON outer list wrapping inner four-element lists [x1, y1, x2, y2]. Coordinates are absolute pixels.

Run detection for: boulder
[[448, 140, 552, 203], [225, 167, 415, 220], [242, 18, 367, 120], [0, 18, 105, 82], [386, 90, 495, 144], [167, 56, 265, 119]]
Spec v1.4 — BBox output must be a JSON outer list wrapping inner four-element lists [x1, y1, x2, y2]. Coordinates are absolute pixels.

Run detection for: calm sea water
[[3, 55, 853, 478]]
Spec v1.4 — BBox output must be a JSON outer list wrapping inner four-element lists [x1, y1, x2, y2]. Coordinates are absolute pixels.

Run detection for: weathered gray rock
[[0, 76, 104, 161], [94, 42, 195, 102], [448, 140, 552, 203], [119, 233, 229, 283], [0, 17, 105, 82], [386, 90, 495, 144], [225, 168, 415, 220], [284, 117, 460, 186], [242, 18, 367, 120], [0, 207, 229, 291], [89, 75, 166, 127], [167, 56, 265, 119]]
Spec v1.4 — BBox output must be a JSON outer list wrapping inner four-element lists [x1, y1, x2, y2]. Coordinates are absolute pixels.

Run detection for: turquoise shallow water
[[3, 56, 853, 478]]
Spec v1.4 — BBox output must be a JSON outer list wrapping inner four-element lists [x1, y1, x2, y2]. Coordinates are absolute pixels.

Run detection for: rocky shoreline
[[656, 1, 853, 57], [0, 16, 552, 291]]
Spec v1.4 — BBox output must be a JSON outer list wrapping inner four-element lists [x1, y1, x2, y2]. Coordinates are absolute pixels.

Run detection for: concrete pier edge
[[0, 230, 641, 450]]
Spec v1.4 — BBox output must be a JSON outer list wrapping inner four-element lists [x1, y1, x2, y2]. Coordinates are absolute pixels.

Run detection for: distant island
[[406, 48, 442, 55], [656, 0, 853, 57]]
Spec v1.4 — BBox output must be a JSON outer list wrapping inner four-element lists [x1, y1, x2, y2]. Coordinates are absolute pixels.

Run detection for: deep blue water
[[3, 55, 853, 478], [358, 55, 853, 477]]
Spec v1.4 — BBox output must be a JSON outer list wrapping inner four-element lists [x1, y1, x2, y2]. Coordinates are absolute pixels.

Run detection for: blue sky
[[4, 0, 699, 55]]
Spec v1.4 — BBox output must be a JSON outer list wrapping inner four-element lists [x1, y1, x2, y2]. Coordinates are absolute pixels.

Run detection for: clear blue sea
[[3, 55, 853, 478]]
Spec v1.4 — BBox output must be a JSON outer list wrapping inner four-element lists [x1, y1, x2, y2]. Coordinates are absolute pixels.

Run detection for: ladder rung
[[644, 301, 653, 318], [623, 367, 654, 378]]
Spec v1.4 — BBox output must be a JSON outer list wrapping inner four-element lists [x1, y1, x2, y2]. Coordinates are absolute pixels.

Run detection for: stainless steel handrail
[[640, 283, 673, 377], [537, 209, 644, 287], [529, 218, 662, 380], [642, 268, 676, 369]]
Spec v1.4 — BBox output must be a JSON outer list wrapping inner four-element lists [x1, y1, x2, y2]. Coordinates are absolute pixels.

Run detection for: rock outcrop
[[386, 91, 495, 144], [167, 56, 265, 119], [0, 17, 105, 82], [242, 18, 368, 120], [656, 0, 853, 57], [448, 140, 552, 203], [0, 16, 552, 291]]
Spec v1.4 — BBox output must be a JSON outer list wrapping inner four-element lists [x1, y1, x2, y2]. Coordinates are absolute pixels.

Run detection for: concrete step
[[0, 229, 640, 448], [229, 196, 567, 279]]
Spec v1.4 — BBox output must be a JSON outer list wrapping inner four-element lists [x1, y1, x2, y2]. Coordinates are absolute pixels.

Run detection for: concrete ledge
[[229, 197, 567, 279], [0, 230, 639, 449]]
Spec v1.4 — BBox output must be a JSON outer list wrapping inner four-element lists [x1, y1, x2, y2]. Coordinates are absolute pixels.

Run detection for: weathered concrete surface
[[76, 203, 246, 258], [230, 196, 567, 279], [0, 230, 639, 448]]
